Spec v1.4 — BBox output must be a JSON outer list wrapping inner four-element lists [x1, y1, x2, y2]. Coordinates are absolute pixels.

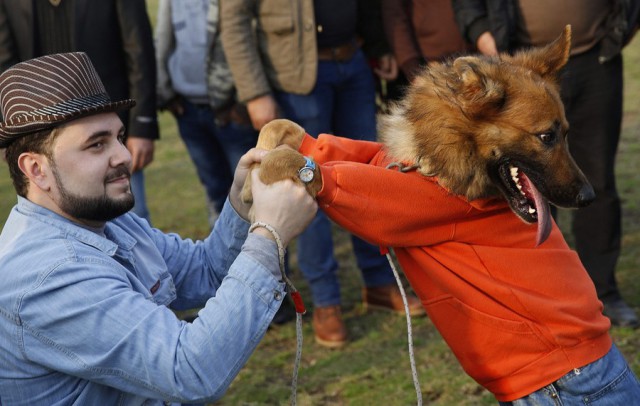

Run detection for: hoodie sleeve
[[300, 133, 472, 247], [300, 133, 386, 164]]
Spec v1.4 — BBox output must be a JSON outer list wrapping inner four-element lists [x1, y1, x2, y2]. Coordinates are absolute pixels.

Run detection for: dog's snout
[[575, 183, 595, 207]]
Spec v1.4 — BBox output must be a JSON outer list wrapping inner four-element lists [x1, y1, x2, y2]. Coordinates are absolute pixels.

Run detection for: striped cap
[[0, 52, 135, 147]]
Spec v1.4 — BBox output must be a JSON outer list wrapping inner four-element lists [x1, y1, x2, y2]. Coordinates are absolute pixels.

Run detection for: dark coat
[[0, 0, 158, 139], [452, 0, 640, 63]]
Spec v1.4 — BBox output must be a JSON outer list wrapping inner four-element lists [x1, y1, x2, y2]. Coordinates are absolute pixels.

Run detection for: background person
[[220, 0, 424, 349], [156, 0, 258, 227]]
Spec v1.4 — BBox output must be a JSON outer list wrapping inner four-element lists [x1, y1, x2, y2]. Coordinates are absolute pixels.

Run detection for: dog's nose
[[575, 183, 595, 207]]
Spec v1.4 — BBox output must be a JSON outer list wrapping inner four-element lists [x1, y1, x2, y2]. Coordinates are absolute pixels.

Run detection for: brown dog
[[243, 26, 624, 402], [243, 25, 593, 246]]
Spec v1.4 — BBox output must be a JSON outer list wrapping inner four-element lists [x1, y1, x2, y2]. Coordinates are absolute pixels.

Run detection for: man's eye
[[90, 142, 104, 149]]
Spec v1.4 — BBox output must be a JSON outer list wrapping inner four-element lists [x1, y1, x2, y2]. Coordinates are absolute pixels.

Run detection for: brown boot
[[363, 284, 425, 317], [312, 305, 348, 348]]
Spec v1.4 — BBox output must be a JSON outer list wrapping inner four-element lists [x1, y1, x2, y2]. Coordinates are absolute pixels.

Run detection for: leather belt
[[317, 40, 358, 62]]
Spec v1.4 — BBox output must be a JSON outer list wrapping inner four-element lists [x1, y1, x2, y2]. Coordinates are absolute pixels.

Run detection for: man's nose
[[111, 140, 132, 168]]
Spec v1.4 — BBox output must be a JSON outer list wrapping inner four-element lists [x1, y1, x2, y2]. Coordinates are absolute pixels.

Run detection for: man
[[220, 0, 424, 348], [0, 0, 159, 221], [452, 0, 640, 328], [0, 52, 317, 404], [155, 0, 258, 227]]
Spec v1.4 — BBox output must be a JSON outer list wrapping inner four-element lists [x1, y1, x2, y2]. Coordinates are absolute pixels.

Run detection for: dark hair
[[4, 128, 58, 197]]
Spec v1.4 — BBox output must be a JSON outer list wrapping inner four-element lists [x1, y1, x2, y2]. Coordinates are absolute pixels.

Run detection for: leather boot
[[312, 305, 348, 348], [363, 284, 425, 317]]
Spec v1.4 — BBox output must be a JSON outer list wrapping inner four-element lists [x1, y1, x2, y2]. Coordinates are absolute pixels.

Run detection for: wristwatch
[[298, 156, 316, 183]]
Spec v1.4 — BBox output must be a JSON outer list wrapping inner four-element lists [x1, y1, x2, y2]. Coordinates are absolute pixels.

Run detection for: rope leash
[[385, 249, 423, 405], [385, 161, 424, 406], [248, 222, 305, 406], [247, 160, 423, 405]]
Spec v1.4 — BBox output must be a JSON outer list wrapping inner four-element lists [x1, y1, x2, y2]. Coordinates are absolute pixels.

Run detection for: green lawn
[[0, 2, 637, 404]]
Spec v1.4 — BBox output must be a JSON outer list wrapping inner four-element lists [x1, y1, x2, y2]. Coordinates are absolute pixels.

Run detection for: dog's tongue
[[522, 173, 551, 246]]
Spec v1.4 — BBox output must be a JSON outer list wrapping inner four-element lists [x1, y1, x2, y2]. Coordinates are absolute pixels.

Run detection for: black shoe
[[271, 296, 296, 326], [603, 299, 639, 328]]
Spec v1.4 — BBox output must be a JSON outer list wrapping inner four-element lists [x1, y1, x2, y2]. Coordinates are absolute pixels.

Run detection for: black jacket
[[0, 0, 159, 139], [452, 0, 640, 63]]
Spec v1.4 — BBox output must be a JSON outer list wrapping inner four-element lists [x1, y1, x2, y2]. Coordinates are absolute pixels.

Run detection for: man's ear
[[18, 152, 53, 192]]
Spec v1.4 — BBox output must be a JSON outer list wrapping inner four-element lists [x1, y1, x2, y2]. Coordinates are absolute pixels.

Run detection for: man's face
[[47, 112, 134, 225]]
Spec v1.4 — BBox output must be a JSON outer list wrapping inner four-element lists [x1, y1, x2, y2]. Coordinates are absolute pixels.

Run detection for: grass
[[0, 1, 637, 403]]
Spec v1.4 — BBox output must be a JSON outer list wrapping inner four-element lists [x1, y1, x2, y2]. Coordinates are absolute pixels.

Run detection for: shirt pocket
[[257, 7, 296, 69]]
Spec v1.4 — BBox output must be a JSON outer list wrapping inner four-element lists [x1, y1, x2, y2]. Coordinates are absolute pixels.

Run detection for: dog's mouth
[[497, 163, 552, 246]]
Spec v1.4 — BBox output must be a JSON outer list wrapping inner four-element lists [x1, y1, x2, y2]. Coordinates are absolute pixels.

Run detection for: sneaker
[[603, 299, 639, 328], [312, 305, 348, 348], [363, 284, 425, 317]]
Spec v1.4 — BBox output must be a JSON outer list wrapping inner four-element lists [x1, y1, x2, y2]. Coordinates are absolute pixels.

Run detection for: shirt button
[[274, 291, 283, 301]]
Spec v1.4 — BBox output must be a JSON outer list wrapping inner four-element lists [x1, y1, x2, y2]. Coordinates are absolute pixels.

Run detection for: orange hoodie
[[299, 133, 611, 401]]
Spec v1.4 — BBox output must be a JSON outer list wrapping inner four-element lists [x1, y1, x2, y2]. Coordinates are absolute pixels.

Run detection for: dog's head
[[381, 25, 594, 245]]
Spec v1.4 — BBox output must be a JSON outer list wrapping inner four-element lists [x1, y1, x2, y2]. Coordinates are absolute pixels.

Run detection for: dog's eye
[[538, 132, 556, 145]]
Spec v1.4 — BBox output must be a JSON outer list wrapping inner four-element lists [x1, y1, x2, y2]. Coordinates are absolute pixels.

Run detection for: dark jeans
[[559, 45, 623, 301], [175, 99, 258, 214], [275, 49, 395, 306]]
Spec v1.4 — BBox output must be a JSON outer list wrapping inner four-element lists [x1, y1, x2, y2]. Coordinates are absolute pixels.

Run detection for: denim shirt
[[0, 197, 286, 405]]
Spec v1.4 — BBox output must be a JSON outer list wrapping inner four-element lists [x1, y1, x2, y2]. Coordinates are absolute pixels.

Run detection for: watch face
[[299, 167, 314, 183]]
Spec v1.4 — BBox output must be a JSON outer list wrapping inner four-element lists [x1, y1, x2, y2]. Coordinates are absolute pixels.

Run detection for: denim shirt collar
[[15, 196, 136, 256]]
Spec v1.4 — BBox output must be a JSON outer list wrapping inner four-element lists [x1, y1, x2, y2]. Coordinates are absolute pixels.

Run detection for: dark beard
[[53, 164, 135, 222]]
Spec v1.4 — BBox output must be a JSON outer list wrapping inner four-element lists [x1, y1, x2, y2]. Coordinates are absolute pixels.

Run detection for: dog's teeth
[[528, 207, 536, 214], [510, 166, 524, 192]]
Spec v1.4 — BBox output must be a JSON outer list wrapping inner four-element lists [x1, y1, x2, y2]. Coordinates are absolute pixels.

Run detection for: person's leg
[[215, 120, 258, 172], [129, 169, 150, 223], [275, 83, 342, 308], [275, 68, 348, 347], [499, 345, 640, 405], [331, 50, 398, 289], [560, 48, 636, 326], [176, 100, 233, 222]]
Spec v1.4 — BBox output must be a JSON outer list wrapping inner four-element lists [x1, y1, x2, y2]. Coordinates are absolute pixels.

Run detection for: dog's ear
[[450, 56, 506, 118], [507, 25, 571, 83]]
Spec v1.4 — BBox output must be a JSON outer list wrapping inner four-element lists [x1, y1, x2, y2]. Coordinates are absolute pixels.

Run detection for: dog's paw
[[255, 119, 306, 151], [242, 119, 308, 207], [260, 149, 322, 198]]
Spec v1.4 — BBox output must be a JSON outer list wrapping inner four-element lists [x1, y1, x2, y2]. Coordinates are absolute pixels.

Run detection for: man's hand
[[477, 31, 498, 56], [165, 97, 185, 117], [249, 169, 317, 246], [247, 94, 279, 131], [230, 148, 268, 219], [126, 137, 155, 172], [373, 54, 398, 81]]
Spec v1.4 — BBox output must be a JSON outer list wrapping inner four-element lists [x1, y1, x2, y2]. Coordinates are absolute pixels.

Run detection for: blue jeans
[[499, 344, 640, 405], [176, 99, 258, 214], [130, 169, 150, 223], [275, 49, 395, 307]]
